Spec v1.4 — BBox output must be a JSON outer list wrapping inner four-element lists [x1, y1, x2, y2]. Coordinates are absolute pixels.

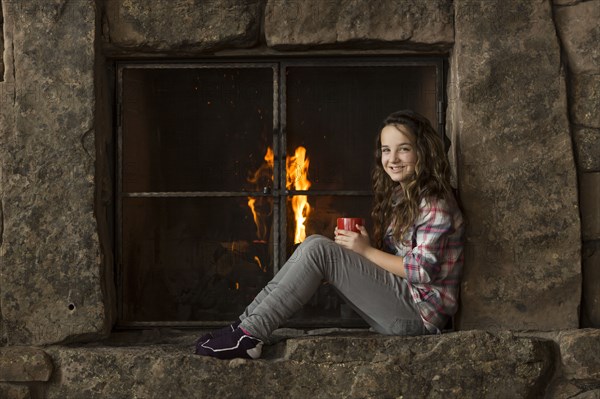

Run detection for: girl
[[195, 110, 464, 360]]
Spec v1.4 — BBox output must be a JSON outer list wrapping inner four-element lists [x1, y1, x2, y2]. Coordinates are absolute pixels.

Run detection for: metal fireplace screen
[[117, 59, 444, 327]]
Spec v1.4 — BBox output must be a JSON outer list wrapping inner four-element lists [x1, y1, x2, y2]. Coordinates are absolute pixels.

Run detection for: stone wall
[[0, 0, 596, 341], [554, 0, 600, 328], [1, 3, 4, 80], [0, 0, 109, 345], [0, 0, 598, 396], [449, 0, 581, 331]]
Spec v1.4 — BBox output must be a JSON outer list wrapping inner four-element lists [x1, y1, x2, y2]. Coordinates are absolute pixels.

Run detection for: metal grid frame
[[115, 57, 445, 328]]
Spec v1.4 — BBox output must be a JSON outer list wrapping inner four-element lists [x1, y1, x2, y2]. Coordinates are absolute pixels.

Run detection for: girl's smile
[[380, 124, 417, 186]]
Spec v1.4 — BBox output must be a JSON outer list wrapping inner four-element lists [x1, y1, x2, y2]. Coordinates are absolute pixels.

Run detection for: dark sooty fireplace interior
[[117, 58, 444, 327]]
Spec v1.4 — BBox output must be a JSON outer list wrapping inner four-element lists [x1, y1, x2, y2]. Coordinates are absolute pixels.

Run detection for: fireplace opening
[[116, 58, 445, 327]]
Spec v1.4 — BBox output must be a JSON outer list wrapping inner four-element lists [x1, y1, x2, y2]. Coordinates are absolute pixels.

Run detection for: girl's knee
[[301, 234, 333, 250], [302, 234, 327, 244], [290, 235, 336, 264]]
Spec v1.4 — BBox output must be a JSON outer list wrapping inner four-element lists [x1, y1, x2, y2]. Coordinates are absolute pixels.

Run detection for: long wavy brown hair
[[371, 110, 453, 249]]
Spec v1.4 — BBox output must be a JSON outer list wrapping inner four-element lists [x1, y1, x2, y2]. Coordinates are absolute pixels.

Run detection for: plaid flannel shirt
[[384, 196, 464, 333]]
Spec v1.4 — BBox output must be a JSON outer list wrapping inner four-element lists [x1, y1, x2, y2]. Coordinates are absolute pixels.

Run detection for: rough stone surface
[[264, 0, 453, 50], [0, 347, 53, 382], [557, 329, 600, 380], [549, 381, 600, 399], [580, 173, 600, 240], [571, 73, 600, 129], [575, 390, 600, 399], [104, 0, 262, 53], [582, 241, 600, 327], [554, 0, 600, 75], [448, 0, 581, 330], [0, 383, 31, 399], [43, 330, 555, 399], [574, 127, 600, 172], [0, 1, 108, 345], [1, 5, 4, 81], [553, 0, 581, 5]]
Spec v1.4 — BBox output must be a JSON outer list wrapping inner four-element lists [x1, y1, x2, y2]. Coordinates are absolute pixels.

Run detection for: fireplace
[[116, 58, 444, 327]]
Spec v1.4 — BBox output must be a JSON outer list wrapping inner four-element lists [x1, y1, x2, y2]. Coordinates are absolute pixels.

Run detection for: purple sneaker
[[194, 319, 241, 346], [195, 327, 263, 360]]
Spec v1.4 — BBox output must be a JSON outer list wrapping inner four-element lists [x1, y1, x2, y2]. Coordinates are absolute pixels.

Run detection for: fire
[[247, 146, 311, 245], [286, 146, 311, 243], [247, 147, 274, 241], [253, 256, 266, 272]]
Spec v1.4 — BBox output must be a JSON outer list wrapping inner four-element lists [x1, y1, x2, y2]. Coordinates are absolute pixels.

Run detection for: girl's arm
[[334, 226, 407, 278], [361, 245, 407, 278]]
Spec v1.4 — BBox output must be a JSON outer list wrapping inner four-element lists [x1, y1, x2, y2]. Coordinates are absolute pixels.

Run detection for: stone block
[[0, 384, 31, 399], [574, 390, 600, 399], [104, 0, 261, 53], [582, 241, 600, 327], [574, 127, 600, 172], [0, 347, 53, 382], [450, 0, 581, 330], [1, 6, 4, 81], [264, 0, 453, 50], [580, 173, 600, 240], [554, 0, 600, 74], [558, 329, 600, 380], [571, 73, 600, 129], [553, 0, 581, 5], [43, 330, 555, 398], [548, 380, 600, 399], [0, 1, 108, 344]]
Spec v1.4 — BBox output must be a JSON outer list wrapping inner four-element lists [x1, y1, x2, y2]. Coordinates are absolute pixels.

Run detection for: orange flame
[[253, 256, 266, 272], [247, 146, 311, 245], [286, 146, 311, 243], [247, 148, 274, 241]]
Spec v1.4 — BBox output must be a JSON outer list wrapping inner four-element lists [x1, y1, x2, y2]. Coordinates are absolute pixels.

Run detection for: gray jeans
[[239, 235, 427, 341]]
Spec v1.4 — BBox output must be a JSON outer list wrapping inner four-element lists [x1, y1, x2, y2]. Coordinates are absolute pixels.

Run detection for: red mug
[[337, 218, 365, 233]]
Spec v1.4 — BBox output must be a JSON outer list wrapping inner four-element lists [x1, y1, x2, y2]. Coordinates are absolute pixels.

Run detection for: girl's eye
[[381, 148, 390, 153]]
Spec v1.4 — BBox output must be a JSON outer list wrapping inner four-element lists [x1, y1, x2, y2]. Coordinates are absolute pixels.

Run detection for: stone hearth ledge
[[3, 329, 599, 398], [35, 330, 558, 398]]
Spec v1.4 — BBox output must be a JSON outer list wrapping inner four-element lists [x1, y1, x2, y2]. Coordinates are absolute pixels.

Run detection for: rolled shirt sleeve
[[403, 200, 453, 285]]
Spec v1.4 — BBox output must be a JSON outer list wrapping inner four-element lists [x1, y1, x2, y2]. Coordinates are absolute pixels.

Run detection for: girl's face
[[380, 124, 417, 186]]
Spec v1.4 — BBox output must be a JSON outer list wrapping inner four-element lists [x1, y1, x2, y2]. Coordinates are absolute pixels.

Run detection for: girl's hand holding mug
[[334, 218, 370, 255]]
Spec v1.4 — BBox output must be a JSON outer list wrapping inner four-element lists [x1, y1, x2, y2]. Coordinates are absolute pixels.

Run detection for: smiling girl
[[195, 110, 464, 360]]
